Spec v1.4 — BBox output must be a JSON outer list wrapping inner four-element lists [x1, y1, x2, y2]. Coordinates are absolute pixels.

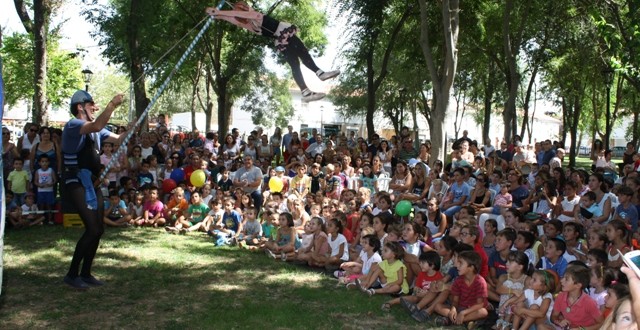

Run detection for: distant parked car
[[578, 146, 591, 156], [612, 146, 625, 158]]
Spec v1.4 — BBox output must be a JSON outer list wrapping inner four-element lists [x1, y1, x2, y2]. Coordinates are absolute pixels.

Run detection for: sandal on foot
[[381, 303, 391, 312], [365, 288, 375, 296], [400, 297, 420, 315], [411, 309, 430, 323]]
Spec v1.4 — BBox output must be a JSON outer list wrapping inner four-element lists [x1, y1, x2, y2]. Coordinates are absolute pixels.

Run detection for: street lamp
[[82, 68, 94, 92], [320, 105, 324, 135], [602, 67, 614, 150]]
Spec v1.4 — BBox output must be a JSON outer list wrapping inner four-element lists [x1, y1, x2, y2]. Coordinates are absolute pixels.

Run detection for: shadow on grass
[[0, 226, 466, 329]]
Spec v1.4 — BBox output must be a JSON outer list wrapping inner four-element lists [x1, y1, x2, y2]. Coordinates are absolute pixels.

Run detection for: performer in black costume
[[61, 90, 124, 289], [206, 1, 340, 102]]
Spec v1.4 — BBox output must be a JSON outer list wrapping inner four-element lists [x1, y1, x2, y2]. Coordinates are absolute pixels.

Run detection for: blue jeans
[[250, 190, 263, 212], [13, 192, 26, 207], [443, 205, 461, 218]]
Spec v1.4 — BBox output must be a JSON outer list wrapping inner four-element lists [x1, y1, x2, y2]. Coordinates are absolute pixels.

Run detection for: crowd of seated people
[[4, 119, 640, 330]]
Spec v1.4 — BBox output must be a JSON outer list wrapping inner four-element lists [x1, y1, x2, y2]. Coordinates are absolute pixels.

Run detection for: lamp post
[[320, 105, 324, 135], [602, 67, 614, 150], [82, 68, 94, 92]]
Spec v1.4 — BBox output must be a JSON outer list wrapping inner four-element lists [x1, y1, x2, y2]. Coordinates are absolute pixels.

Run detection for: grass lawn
[[0, 226, 468, 329]]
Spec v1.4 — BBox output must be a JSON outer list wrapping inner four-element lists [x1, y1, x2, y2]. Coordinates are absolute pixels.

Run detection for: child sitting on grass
[[129, 191, 145, 222], [502, 269, 555, 330], [411, 242, 476, 323], [260, 210, 279, 244], [537, 219, 563, 260], [310, 218, 348, 268], [356, 241, 409, 297], [181, 191, 211, 233], [562, 222, 588, 263], [537, 237, 568, 278], [296, 217, 330, 265], [164, 187, 188, 226], [487, 228, 517, 302], [211, 197, 243, 246], [459, 224, 489, 279], [265, 212, 300, 260], [494, 251, 531, 329], [238, 208, 263, 248], [340, 232, 381, 285], [589, 266, 616, 311], [437, 236, 458, 283], [21, 193, 45, 226], [550, 265, 603, 330], [432, 250, 489, 327], [5, 191, 27, 229], [389, 251, 444, 313], [514, 230, 537, 270], [137, 186, 165, 227], [103, 190, 131, 227], [202, 199, 224, 233]]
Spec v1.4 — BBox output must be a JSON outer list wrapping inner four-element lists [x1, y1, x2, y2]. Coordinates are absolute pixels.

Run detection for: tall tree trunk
[[501, 0, 531, 143], [216, 78, 230, 137], [569, 97, 581, 168], [365, 47, 376, 138], [190, 84, 197, 131], [483, 64, 494, 144], [417, 0, 459, 161], [14, 0, 50, 125], [128, 0, 149, 130], [560, 97, 567, 147], [363, 6, 413, 139], [520, 66, 539, 141], [204, 69, 214, 132], [502, 0, 518, 142], [190, 61, 202, 131], [32, 0, 48, 125]]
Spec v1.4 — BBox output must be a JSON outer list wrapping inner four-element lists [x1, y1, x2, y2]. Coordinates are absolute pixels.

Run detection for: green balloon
[[395, 200, 412, 217]]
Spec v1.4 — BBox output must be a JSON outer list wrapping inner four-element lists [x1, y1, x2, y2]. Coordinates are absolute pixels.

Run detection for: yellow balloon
[[190, 169, 207, 187], [269, 177, 284, 192]]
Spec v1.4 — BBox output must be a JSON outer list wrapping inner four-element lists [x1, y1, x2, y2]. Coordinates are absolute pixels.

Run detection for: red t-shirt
[[183, 165, 196, 186], [553, 292, 601, 328], [415, 271, 444, 291], [450, 274, 488, 309], [346, 212, 359, 233], [474, 243, 490, 279], [342, 228, 354, 244]]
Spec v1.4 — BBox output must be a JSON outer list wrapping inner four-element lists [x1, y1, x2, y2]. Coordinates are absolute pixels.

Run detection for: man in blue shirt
[[61, 90, 126, 289]]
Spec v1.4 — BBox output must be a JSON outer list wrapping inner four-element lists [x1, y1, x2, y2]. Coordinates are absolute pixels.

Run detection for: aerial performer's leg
[[206, 2, 340, 102], [280, 34, 340, 102]]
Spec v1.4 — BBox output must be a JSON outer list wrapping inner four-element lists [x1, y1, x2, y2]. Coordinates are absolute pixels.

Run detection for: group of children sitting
[[5, 142, 638, 330], [94, 166, 635, 330]]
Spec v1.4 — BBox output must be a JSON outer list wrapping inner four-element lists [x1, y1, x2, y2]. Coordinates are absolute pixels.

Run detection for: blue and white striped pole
[[99, 0, 226, 182]]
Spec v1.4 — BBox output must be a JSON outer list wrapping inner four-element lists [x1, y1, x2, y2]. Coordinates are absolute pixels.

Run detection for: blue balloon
[[170, 168, 185, 183]]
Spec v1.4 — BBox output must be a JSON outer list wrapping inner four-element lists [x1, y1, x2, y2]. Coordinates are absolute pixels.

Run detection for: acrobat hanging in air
[[206, 1, 340, 102]]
